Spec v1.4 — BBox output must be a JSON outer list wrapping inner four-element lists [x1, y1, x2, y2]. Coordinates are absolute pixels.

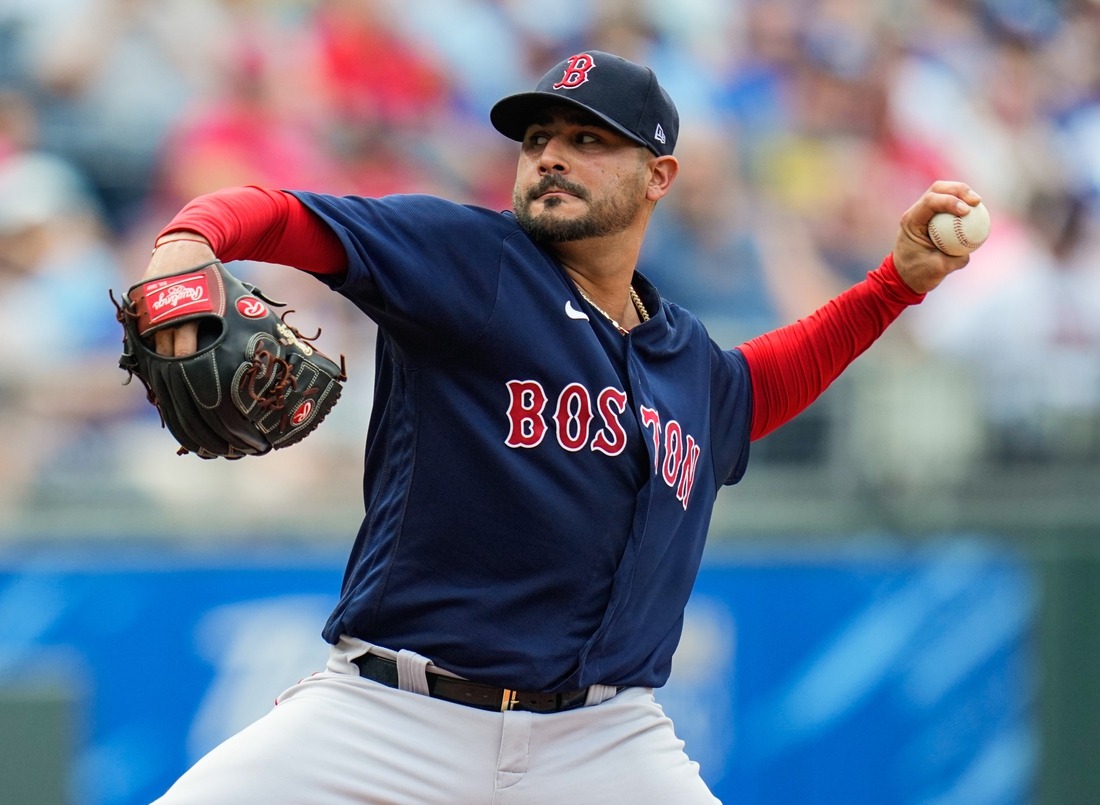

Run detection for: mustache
[[526, 176, 590, 202]]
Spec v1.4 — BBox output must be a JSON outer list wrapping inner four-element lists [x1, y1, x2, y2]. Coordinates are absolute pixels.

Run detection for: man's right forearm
[[738, 254, 925, 440], [158, 186, 348, 275]]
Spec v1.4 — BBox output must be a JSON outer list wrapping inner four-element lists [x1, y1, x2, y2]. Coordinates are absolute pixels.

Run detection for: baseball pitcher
[[133, 52, 980, 804]]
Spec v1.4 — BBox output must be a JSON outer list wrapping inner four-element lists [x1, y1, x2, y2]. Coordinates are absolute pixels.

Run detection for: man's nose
[[538, 136, 570, 174]]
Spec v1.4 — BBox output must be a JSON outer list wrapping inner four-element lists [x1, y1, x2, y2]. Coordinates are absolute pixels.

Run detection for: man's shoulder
[[654, 296, 750, 375], [374, 194, 516, 222], [294, 191, 521, 238]]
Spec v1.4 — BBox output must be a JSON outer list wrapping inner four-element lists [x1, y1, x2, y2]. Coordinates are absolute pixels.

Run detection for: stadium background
[[0, 0, 1097, 802]]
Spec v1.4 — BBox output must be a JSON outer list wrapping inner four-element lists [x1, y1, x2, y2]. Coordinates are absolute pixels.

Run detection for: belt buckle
[[501, 688, 518, 711]]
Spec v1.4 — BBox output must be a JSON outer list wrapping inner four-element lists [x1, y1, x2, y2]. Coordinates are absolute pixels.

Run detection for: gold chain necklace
[[576, 285, 650, 336], [630, 286, 650, 323]]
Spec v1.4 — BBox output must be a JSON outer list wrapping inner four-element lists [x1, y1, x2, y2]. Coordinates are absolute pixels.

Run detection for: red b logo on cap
[[553, 54, 595, 90]]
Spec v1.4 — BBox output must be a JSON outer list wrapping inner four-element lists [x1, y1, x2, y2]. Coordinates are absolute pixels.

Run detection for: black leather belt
[[353, 653, 592, 713]]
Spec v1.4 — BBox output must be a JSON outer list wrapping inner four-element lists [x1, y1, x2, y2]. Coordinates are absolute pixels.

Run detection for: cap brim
[[490, 92, 650, 150]]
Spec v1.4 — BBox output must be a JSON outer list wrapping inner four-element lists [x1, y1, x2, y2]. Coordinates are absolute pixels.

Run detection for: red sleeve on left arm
[[739, 254, 925, 441]]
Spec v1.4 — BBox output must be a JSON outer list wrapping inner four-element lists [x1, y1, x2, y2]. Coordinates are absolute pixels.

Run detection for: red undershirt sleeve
[[738, 254, 926, 441], [158, 186, 348, 275]]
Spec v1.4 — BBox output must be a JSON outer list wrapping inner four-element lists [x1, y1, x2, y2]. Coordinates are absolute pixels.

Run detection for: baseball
[[927, 201, 991, 256]]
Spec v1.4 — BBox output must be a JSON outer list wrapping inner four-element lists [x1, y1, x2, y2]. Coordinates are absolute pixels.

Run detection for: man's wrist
[[143, 237, 217, 281], [152, 232, 213, 255], [878, 253, 927, 305]]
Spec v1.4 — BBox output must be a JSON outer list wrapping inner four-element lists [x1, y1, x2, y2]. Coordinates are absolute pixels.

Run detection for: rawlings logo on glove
[[146, 274, 213, 324], [112, 260, 347, 459], [236, 296, 268, 318]]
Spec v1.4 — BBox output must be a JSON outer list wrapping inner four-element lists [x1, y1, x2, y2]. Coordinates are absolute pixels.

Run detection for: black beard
[[513, 175, 643, 244]]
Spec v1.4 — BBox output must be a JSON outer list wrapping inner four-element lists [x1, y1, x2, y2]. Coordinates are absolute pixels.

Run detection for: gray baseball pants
[[153, 636, 720, 804]]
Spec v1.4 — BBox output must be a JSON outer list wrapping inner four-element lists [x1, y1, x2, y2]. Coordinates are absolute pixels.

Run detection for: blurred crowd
[[1, 0, 1100, 528]]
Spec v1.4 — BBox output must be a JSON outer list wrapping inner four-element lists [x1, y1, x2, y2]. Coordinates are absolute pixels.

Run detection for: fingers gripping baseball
[[893, 182, 984, 294]]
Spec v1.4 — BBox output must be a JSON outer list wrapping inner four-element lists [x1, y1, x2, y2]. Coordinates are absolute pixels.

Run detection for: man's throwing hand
[[893, 181, 982, 294]]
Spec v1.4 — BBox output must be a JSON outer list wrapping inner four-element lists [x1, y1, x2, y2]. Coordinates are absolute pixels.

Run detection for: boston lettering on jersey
[[505, 380, 701, 509]]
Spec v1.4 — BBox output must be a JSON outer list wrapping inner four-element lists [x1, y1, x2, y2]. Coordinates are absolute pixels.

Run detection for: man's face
[[512, 108, 650, 244]]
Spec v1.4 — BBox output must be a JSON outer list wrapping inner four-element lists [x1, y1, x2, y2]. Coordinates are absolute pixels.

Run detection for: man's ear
[[646, 156, 679, 202]]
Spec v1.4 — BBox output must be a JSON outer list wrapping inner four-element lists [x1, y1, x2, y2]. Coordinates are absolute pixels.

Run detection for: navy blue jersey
[[292, 192, 753, 692]]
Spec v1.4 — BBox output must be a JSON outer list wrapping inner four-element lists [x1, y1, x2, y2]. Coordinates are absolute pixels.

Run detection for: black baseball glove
[[112, 260, 346, 459]]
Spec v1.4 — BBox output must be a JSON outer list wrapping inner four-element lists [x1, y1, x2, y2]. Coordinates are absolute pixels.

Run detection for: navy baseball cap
[[491, 51, 679, 157]]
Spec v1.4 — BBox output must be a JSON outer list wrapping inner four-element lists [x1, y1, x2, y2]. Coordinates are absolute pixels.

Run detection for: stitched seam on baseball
[[952, 216, 974, 248], [929, 221, 949, 252]]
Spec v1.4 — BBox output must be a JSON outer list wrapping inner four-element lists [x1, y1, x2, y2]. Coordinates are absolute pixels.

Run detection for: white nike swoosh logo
[[565, 300, 589, 321]]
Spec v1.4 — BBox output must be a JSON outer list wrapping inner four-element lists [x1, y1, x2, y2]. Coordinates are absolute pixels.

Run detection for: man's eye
[[578, 133, 598, 144], [530, 135, 549, 146]]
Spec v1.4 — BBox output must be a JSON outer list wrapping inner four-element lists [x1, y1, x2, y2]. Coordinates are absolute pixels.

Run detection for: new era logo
[[654, 124, 666, 144]]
